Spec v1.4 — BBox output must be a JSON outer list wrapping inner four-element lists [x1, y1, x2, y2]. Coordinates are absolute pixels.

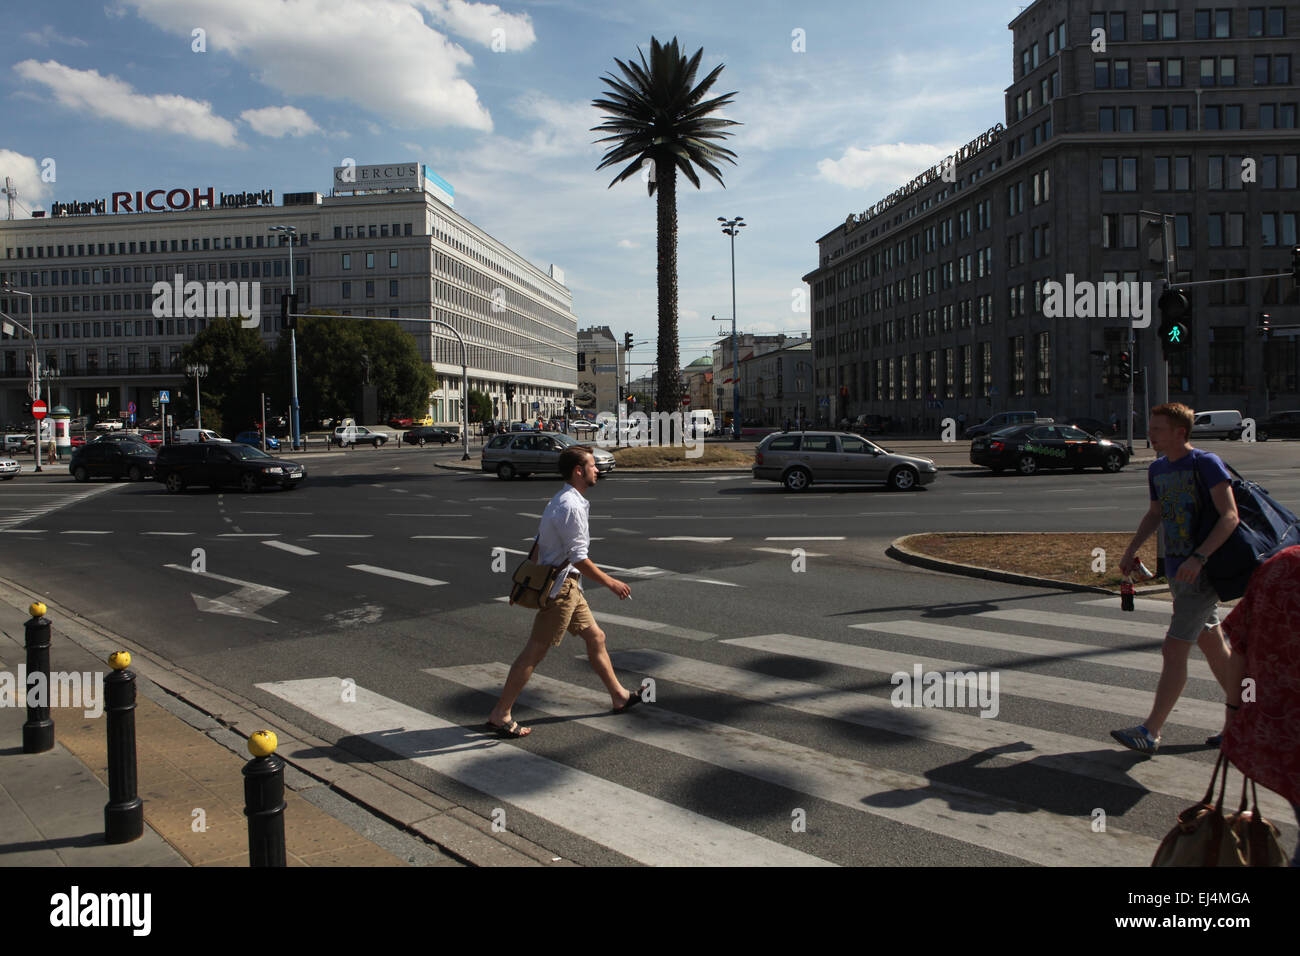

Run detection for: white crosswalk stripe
[[256, 677, 828, 867], [0, 483, 121, 531]]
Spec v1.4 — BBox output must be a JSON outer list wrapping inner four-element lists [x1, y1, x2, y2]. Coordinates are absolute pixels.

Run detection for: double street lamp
[[717, 215, 745, 439], [269, 224, 302, 449], [185, 363, 208, 430]]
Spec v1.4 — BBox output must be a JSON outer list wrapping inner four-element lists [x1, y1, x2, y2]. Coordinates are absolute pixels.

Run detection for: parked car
[[94, 419, 125, 431], [1256, 409, 1300, 441], [414, 415, 435, 427], [70, 442, 157, 482], [387, 415, 414, 428], [508, 422, 537, 432], [481, 431, 615, 480], [154, 442, 306, 493], [752, 431, 937, 492], [969, 423, 1128, 474], [1190, 409, 1244, 440], [963, 411, 1043, 439], [402, 426, 457, 446], [331, 425, 388, 447], [850, 414, 891, 435], [2, 434, 28, 453], [234, 431, 281, 451], [1063, 417, 1114, 438], [90, 432, 154, 450], [176, 428, 230, 444], [571, 420, 599, 436], [0, 456, 19, 480]]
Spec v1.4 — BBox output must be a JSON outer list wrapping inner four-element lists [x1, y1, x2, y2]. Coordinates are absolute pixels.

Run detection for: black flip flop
[[611, 690, 642, 714], [484, 719, 530, 738]]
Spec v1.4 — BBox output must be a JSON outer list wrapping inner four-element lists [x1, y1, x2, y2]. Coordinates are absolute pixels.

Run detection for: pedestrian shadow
[[863, 741, 1149, 817]]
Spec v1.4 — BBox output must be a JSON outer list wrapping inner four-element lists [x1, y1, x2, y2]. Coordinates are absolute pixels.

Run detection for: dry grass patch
[[610, 444, 755, 468], [904, 532, 1165, 590]]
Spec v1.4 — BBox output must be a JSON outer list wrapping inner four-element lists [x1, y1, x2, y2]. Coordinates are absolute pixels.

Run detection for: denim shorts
[[1166, 572, 1222, 642]]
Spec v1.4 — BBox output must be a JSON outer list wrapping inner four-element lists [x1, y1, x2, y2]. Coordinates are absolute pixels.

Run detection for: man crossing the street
[[1111, 403, 1239, 753], [486, 445, 639, 738]]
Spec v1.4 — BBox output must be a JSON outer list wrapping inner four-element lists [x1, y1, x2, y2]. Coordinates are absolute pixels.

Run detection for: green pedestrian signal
[[1168, 326, 1181, 344]]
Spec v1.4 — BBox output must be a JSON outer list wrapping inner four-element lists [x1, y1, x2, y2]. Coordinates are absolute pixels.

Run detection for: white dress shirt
[[535, 484, 590, 599]]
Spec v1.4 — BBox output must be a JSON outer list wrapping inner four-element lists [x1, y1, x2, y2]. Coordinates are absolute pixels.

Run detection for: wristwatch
[[1191, 551, 1209, 563]]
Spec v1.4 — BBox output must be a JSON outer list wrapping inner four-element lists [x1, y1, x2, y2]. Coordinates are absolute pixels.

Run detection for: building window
[[342, 280, 351, 298], [1209, 327, 1245, 392], [365, 280, 374, 297], [1036, 332, 1051, 396], [389, 251, 398, 268], [366, 252, 375, 269], [1147, 59, 1163, 86], [1009, 335, 1025, 397], [342, 253, 350, 270]]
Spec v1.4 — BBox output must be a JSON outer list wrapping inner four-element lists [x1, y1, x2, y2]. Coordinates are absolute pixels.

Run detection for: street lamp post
[[718, 216, 746, 439], [2, 283, 40, 471], [794, 359, 812, 432], [40, 360, 60, 460], [185, 363, 208, 430], [269, 225, 301, 450]]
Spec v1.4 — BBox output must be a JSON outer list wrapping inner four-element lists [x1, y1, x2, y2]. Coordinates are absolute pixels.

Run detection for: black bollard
[[243, 731, 286, 867], [104, 651, 144, 843], [22, 602, 54, 754]]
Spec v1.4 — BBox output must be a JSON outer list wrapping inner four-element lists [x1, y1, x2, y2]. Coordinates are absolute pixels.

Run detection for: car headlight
[[265, 466, 284, 474]]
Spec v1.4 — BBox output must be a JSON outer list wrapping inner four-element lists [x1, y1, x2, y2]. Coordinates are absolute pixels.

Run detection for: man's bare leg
[[579, 623, 631, 709], [1144, 637, 1194, 737], [487, 634, 553, 735]]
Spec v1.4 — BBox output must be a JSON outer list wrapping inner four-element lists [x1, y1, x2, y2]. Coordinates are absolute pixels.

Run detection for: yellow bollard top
[[108, 651, 131, 671], [248, 730, 278, 757], [29, 601, 47, 618]]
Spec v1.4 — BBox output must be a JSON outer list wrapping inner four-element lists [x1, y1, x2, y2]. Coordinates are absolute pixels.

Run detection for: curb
[[886, 532, 1173, 595], [0, 576, 572, 868]]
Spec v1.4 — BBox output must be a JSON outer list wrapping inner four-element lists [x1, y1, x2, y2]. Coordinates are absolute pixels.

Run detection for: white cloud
[[21, 26, 88, 47], [241, 105, 321, 138], [616, 239, 638, 249], [418, 0, 536, 51], [0, 150, 53, 216], [816, 141, 958, 192], [12, 60, 240, 146], [509, 93, 602, 158], [119, 0, 494, 132]]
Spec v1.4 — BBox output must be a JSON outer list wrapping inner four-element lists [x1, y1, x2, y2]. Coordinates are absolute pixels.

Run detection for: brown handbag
[[509, 538, 562, 610], [1151, 753, 1286, 867]]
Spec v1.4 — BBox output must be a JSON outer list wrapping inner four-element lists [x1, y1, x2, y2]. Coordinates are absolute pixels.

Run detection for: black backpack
[[1192, 449, 1300, 601]]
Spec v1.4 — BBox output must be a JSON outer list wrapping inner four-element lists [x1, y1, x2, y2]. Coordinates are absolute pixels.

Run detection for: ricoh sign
[[50, 187, 273, 217]]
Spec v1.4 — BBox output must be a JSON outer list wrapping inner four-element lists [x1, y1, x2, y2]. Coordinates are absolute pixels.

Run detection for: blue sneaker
[[1111, 725, 1160, 753]]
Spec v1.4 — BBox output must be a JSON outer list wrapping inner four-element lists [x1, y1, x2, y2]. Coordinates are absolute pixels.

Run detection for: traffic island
[[888, 532, 1171, 594], [609, 445, 755, 468]]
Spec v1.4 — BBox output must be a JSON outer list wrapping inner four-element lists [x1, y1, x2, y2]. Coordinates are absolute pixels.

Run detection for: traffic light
[[22, 400, 31, 416], [1118, 351, 1132, 383], [281, 293, 298, 329], [624, 332, 633, 352], [1258, 312, 1272, 339], [1157, 286, 1191, 356], [505, 382, 515, 404]]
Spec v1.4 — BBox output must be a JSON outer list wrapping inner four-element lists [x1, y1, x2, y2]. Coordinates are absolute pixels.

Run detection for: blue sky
[[1, 0, 1024, 365]]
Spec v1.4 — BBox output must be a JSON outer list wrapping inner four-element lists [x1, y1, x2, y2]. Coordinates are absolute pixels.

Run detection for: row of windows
[[430, 217, 569, 316], [1101, 153, 1300, 191], [340, 251, 399, 270], [1092, 8, 1288, 43], [341, 280, 400, 298], [1021, 22, 1066, 79], [331, 222, 412, 240], [1, 283, 312, 325], [1097, 53, 1291, 89], [5, 232, 319, 261], [4, 257, 308, 293], [1103, 102, 1299, 131]]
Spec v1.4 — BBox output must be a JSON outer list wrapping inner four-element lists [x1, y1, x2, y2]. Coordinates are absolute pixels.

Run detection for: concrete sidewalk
[[0, 590, 538, 868]]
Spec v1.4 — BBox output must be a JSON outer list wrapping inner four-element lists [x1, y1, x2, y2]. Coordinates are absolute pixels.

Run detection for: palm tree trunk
[[655, 162, 681, 422]]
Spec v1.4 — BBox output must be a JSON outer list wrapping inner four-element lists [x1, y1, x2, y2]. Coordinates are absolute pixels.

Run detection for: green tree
[[592, 36, 740, 415], [467, 389, 492, 423], [179, 318, 273, 436], [275, 311, 435, 426]]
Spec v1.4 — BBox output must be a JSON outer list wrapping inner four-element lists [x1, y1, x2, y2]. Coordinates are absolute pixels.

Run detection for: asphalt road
[[2, 440, 1298, 866]]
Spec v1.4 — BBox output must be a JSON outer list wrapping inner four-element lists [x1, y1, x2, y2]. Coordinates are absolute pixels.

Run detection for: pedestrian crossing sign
[[159, 390, 170, 403]]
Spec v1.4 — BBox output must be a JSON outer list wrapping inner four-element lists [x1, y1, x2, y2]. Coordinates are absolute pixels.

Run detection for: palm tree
[[592, 36, 740, 417]]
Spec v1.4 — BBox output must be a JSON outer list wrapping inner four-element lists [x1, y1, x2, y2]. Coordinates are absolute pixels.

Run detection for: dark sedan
[[154, 442, 306, 493], [1064, 417, 1114, 439], [1257, 410, 1300, 441], [402, 426, 457, 446], [970, 423, 1128, 475], [70, 442, 157, 482]]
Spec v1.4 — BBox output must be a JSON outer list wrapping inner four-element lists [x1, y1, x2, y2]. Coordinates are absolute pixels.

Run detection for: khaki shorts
[[530, 575, 596, 647]]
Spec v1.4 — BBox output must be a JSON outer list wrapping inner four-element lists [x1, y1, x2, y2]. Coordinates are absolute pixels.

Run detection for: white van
[[688, 409, 715, 438], [1190, 409, 1243, 440], [176, 428, 230, 444]]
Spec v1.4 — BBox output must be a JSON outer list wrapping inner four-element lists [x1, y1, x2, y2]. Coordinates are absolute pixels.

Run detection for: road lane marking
[[651, 536, 734, 543], [60, 530, 112, 535], [163, 563, 287, 623], [264, 540, 319, 556], [412, 535, 484, 540], [588, 612, 715, 641], [309, 534, 373, 538], [765, 536, 844, 541], [347, 565, 446, 587], [142, 531, 194, 535], [1076, 597, 1171, 614], [256, 677, 828, 867], [385, 513, 472, 518], [218, 533, 279, 538], [430, 663, 1153, 867], [752, 547, 826, 557]]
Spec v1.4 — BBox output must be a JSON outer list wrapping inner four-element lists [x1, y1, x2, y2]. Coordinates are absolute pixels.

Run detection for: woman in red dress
[[1220, 545, 1300, 865]]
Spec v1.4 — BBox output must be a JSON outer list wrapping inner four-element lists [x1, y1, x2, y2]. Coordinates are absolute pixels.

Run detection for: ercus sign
[[333, 162, 420, 191]]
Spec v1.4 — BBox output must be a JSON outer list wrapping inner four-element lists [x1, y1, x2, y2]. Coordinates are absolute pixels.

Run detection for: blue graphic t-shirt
[[1147, 449, 1233, 578]]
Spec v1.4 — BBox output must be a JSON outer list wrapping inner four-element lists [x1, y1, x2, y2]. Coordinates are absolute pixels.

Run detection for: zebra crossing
[[0, 483, 121, 532], [254, 594, 1283, 867]]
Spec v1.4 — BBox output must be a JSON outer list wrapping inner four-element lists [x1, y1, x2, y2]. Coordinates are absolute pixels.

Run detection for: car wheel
[[497, 462, 516, 480], [783, 467, 811, 492], [377, 438, 387, 447], [73, 466, 89, 483], [128, 465, 143, 482], [1016, 455, 1038, 475], [240, 472, 260, 494], [888, 466, 918, 491], [1102, 452, 1126, 473], [418, 437, 426, 447], [164, 472, 184, 494]]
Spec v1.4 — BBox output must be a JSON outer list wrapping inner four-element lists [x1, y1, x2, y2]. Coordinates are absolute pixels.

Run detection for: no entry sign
[[31, 399, 48, 420]]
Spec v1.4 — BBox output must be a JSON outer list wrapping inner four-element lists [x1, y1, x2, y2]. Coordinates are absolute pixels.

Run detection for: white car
[[94, 420, 124, 431], [0, 456, 20, 480], [332, 425, 387, 448]]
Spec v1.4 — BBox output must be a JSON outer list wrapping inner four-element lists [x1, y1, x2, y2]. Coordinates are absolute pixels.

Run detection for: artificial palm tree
[[592, 36, 740, 416]]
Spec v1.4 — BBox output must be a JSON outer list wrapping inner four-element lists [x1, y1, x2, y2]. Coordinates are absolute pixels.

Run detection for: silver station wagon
[[481, 431, 616, 480], [752, 431, 937, 492]]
